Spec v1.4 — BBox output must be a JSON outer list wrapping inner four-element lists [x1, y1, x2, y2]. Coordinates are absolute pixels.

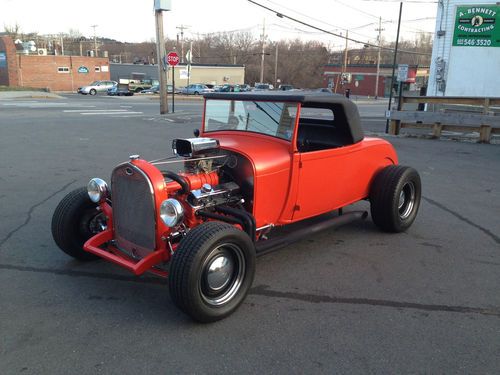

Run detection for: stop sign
[[167, 51, 179, 66]]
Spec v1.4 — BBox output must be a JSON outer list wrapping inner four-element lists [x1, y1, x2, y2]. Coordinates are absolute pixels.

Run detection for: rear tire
[[370, 165, 421, 232], [169, 222, 256, 323], [51, 187, 103, 261]]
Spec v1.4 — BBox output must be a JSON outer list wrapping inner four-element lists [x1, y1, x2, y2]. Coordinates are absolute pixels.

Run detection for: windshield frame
[[202, 98, 301, 143]]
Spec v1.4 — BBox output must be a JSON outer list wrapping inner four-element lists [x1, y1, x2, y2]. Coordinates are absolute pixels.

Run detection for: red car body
[[53, 92, 419, 322]]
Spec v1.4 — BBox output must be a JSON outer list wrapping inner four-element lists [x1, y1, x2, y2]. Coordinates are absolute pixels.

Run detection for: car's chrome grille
[[111, 164, 156, 256]]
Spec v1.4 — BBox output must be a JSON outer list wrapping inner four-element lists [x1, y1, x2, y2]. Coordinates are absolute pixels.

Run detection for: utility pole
[[274, 43, 278, 89], [186, 41, 193, 86], [260, 19, 266, 84], [335, 30, 349, 94], [385, 2, 403, 133], [155, 6, 168, 114], [375, 17, 384, 99], [176, 25, 190, 63], [91, 24, 98, 57], [60, 33, 64, 56]]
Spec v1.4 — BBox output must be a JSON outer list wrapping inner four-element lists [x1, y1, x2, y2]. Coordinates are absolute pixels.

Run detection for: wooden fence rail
[[389, 96, 500, 143]]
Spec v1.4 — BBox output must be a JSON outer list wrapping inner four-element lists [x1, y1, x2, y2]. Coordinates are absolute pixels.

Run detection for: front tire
[[169, 222, 256, 323], [51, 187, 104, 261], [89, 89, 97, 95], [370, 165, 421, 232]]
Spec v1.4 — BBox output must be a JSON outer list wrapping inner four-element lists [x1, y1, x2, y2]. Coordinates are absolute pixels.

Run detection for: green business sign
[[453, 5, 500, 47], [78, 66, 89, 73]]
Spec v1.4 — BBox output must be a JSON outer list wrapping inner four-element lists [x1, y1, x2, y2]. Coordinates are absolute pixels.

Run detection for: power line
[[247, 0, 432, 56]]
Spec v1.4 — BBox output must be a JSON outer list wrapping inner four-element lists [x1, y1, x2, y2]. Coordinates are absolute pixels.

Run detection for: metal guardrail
[[389, 96, 500, 143]]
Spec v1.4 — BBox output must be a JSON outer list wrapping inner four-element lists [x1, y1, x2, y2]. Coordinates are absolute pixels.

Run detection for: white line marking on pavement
[[110, 114, 144, 118], [165, 118, 174, 122], [80, 111, 143, 115], [63, 109, 128, 112]]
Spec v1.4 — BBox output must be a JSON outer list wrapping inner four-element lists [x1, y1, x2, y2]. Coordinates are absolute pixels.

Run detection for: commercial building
[[1, 35, 245, 92], [427, 0, 500, 96], [0, 35, 110, 91], [323, 64, 429, 98], [110, 63, 245, 86]]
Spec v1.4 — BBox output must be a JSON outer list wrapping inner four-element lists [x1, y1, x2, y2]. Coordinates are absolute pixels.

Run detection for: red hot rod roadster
[[52, 92, 421, 322]]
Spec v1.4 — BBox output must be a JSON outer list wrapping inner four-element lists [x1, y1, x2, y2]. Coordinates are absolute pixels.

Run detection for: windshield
[[89, 81, 99, 86], [204, 99, 298, 141]]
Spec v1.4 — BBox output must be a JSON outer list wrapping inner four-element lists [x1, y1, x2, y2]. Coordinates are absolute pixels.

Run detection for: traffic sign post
[[167, 51, 179, 66], [397, 64, 409, 82], [396, 64, 409, 112], [167, 51, 179, 113]]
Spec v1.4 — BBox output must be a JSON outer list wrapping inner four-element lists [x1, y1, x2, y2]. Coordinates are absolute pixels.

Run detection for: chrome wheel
[[398, 181, 416, 220], [200, 243, 246, 306]]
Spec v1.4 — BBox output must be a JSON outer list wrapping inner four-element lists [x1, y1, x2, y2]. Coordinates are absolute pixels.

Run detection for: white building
[[427, 0, 500, 97]]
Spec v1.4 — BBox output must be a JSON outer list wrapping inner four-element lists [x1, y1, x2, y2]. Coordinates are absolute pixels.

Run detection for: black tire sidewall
[[51, 187, 100, 261], [169, 222, 256, 322], [370, 166, 421, 232], [390, 168, 421, 232]]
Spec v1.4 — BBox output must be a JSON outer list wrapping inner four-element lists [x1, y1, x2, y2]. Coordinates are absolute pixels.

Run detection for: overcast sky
[[1, 0, 438, 49]]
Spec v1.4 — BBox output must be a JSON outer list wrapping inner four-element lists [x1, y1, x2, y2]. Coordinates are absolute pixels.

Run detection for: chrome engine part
[[172, 137, 220, 158], [187, 182, 241, 209]]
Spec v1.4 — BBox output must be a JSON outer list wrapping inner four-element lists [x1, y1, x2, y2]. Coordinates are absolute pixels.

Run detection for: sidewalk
[[0, 91, 64, 100]]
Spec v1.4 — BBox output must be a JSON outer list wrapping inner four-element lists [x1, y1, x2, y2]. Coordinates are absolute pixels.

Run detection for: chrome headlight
[[87, 178, 109, 203], [160, 199, 184, 227]]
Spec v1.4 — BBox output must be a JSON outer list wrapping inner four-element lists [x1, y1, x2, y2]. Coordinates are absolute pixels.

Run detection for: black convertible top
[[204, 91, 364, 144]]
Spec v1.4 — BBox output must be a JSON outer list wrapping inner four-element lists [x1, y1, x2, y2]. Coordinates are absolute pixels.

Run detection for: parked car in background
[[77, 80, 117, 95], [180, 84, 214, 95], [107, 84, 134, 96], [253, 83, 274, 91], [141, 85, 159, 94], [239, 84, 251, 92], [317, 88, 334, 94], [140, 84, 174, 94], [215, 84, 241, 93], [278, 84, 294, 91]]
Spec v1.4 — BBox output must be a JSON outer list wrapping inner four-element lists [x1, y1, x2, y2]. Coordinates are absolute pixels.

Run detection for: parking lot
[[1, 93, 499, 373]]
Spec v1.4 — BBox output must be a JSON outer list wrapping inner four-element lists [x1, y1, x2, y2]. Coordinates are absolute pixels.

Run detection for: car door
[[291, 106, 370, 221]]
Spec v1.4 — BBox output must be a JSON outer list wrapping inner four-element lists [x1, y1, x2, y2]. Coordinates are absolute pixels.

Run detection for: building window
[[57, 67, 70, 73], [94, 66, 101, 72]]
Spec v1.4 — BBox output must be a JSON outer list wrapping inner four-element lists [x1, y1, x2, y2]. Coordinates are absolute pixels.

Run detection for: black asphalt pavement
[[1, 94, 499, 374]]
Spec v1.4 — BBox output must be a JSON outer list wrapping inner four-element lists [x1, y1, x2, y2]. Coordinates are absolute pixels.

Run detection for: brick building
[[324, 64, 429, 97], [0, 35, 110, 91]]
